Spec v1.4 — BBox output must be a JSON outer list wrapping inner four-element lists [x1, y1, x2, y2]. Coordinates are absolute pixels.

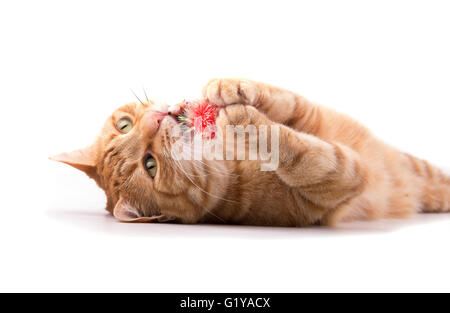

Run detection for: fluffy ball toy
[[178, 99, 218, 139]]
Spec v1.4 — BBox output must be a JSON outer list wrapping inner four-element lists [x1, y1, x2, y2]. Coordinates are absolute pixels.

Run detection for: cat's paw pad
[[202, 78, 259, 107]]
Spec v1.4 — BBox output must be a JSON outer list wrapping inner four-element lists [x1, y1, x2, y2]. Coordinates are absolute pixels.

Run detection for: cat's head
[[51, 101, 229, 223]]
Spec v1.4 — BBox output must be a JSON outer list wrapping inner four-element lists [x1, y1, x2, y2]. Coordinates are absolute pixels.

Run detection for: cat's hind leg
[[405, 154, 450, 213]]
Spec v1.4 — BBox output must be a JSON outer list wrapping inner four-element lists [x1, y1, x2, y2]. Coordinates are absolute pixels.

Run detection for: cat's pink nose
[[140, 110, 167, 137]]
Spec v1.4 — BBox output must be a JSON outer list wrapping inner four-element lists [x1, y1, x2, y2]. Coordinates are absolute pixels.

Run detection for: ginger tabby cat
[[52, 78, 450, 226]]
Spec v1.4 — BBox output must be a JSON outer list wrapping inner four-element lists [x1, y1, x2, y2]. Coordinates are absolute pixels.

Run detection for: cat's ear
[[50, 145, 98, 179], [113, 197, 176, 223], [113, 197, 142, 222]]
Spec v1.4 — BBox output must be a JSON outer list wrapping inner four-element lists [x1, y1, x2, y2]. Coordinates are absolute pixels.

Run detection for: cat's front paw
[[202, 78, 260, 107], [216, 104, 269, 128]]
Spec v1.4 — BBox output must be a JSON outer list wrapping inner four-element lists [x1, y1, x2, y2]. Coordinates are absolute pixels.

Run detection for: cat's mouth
[[167, 111, 185, 126]]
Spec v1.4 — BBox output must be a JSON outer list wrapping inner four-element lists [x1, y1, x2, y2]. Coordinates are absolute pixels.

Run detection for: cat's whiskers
[[130, 88, 144, 105], [170, 138, 239, 177], [169, 149, 238, 205], [172, 144, 232, 178], [168, 158, 229, 223], [142, 86, 150, 105]]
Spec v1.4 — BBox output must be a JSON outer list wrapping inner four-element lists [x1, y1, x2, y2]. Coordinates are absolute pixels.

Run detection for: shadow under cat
[[46, 208, 450, 239]]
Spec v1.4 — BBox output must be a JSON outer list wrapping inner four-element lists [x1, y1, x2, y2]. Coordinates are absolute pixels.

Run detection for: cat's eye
[[145, 155, 158, 178], [116, 118, 133, 133]]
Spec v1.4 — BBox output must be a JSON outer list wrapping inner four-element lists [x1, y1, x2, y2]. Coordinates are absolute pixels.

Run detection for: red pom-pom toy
[[178, 99, 218, 139]]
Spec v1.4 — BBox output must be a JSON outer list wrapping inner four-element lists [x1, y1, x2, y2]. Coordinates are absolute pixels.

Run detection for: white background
[[1, 0, 449, 292]]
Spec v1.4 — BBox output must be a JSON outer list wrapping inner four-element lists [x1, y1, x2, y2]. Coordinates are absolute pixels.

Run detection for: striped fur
[[53, 78, 450, 226], [204, 78, 450, 225]]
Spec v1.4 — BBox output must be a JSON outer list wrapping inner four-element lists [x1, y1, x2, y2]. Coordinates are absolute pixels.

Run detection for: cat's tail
[[406, 154, 450, 213]]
